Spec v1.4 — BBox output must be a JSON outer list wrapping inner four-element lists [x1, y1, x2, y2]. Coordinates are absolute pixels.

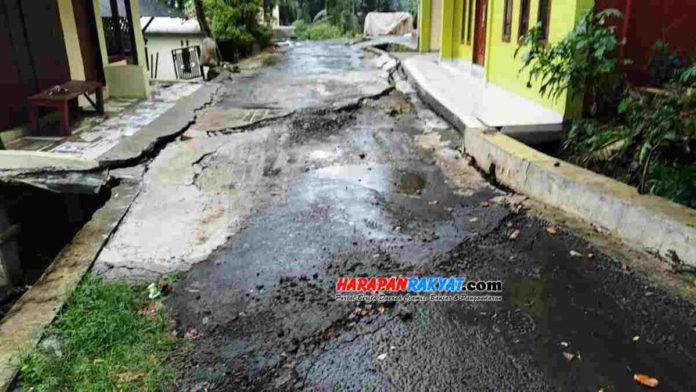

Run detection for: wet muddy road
[[172, 42, 696, 391]]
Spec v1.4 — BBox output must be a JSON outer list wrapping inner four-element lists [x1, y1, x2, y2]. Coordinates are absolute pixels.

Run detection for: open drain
[[0, 182, 111, 316]]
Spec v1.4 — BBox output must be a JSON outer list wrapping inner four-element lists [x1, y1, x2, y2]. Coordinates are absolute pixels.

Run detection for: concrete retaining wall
[[464, 128, 696, 267]]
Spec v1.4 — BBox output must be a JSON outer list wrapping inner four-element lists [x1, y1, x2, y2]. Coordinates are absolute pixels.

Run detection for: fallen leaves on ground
[[138, 301, 163, 321], [633, 374, 659, 388], [509, 230, 521, 240], [546, 226, 559, 235]]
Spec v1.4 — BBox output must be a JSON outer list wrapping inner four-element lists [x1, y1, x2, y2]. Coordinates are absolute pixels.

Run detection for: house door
[[0, 0, 69, 131], [72, 0, 105, 82], [473, 0, 488, 65]]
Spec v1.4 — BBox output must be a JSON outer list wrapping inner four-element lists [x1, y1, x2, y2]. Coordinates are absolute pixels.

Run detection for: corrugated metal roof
[[100, 0, 185, 18], [140, 17, 202, 35]]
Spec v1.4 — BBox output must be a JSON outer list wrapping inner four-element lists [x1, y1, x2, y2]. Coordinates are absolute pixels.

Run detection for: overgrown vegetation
[[292, 19, 344, 40], [20, 275, 181, 391], [517, 6, 696, 208], [203, 0, 272, 47]]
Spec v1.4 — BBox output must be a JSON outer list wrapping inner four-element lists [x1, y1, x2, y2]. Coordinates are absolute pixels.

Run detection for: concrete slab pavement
[[401, 54, 564, 143]]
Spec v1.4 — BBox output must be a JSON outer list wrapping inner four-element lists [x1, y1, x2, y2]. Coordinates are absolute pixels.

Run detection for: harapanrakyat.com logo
[[334, 276, 503, 302]]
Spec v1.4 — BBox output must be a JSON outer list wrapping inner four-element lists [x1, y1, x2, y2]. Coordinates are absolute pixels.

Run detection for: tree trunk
[[193, 0, 212, 37]]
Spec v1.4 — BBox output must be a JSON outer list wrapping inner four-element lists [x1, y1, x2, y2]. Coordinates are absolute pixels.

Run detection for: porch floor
[[400, 53, 564, 143], [3, 82, 203, 161]]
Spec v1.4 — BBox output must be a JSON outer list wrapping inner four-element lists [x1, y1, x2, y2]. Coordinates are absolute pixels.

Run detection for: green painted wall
[[486, 0, 594, 113], [429, 0, 595, 115], [440, 0, 455, 57], [418, 0, 432, 52]]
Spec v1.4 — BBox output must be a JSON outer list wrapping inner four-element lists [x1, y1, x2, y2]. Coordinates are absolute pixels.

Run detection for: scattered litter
[[569, 250, 582, 257], [632, 335, 640, 342], [147, 283, 162, 299], [390, 345, 396, 351], [378, 305, 386, 313], [202, 316, 210, 325], [509, 230, 521, 240], [428, 200, 439, 205], [587, 253, 595, 259], [184, 328, 205, 340], [469, 217, 479, 222], [377, 353, 388, 361], [560, 341, 569, 348], [546, 226, 559, 235], [562, 352, 576, 362], [633, 374, 659, 388]]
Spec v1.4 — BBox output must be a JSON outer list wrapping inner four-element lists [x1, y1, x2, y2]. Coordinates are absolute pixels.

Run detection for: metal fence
[[172, 46, 203, 80]]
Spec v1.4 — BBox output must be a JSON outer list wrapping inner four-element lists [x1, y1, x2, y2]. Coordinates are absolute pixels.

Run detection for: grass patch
[[19, 275, 181, 391]]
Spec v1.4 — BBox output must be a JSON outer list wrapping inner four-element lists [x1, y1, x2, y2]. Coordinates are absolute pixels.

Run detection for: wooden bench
[[27, 80, 104, 136]]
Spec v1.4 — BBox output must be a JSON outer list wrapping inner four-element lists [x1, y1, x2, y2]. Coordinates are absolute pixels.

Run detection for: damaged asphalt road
[[96, 41, 696, 391]]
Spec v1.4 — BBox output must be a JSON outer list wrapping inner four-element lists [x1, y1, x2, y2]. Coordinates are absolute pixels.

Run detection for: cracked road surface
[[97, 41, 696, 391]]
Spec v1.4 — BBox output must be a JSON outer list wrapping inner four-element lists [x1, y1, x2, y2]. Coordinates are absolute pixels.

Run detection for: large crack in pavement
[[164, 44, 696, 391]]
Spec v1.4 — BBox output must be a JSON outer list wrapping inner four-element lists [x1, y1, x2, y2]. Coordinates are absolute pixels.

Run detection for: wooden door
[[473, 0, 488, 65], [72, 0, 105, 82]]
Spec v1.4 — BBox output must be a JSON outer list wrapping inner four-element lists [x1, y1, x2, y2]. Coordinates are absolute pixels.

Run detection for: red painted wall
[[597, 0, 696, 85]]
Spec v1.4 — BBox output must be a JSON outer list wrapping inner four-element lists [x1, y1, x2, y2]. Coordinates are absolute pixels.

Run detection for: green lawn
[[19, 275, 181, 391]]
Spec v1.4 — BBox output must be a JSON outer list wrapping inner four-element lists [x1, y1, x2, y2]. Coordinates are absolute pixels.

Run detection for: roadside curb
[[0, 180, 140, 391], [463, 128, 696, 267]]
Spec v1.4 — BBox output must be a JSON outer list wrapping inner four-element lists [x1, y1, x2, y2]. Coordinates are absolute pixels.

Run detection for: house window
[[518, 0, 530, 40], [537, 0, 551, 41], [101, 0, 138, 64], [466, 0, 474, 44], [502, 0, 513, 42]]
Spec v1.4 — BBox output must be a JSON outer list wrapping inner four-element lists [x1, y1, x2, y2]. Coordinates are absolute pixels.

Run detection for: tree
[[193, 0, 213, 37]]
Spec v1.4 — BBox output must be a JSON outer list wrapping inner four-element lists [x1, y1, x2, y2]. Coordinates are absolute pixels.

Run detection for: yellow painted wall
[[451, 0, 474, 60], [56, 0, 86, 81], [485, 0, 594, 113]]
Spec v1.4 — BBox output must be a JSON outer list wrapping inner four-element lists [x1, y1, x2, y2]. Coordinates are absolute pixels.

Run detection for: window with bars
[[502, 0, 513, 42], [537, 0, 551, 42], [518, 0, 530, 40]]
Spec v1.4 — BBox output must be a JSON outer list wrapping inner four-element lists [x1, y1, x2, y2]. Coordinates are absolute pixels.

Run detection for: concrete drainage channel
[[0, 177, 139, 390]]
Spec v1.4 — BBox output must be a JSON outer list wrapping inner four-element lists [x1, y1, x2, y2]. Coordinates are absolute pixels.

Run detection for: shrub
[[204, 0, 271, 47], [293, 20, 343, 40]]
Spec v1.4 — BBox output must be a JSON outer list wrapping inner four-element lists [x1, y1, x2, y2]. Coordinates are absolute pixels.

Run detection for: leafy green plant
[[680, 63, 696, 86], [565, 87, 695, 206], [20, 275, 180, 391], [516, 7, 626, 115]]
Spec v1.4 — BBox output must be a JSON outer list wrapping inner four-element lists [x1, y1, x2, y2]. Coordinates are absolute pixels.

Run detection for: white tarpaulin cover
[[363, 12, 414, 36]]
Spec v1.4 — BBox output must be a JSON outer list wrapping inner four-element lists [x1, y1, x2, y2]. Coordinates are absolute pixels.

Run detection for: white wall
[[144, 34, 205, 80]]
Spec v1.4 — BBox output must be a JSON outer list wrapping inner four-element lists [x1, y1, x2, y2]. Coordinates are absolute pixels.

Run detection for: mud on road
[[170, 83, 696, 391]]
